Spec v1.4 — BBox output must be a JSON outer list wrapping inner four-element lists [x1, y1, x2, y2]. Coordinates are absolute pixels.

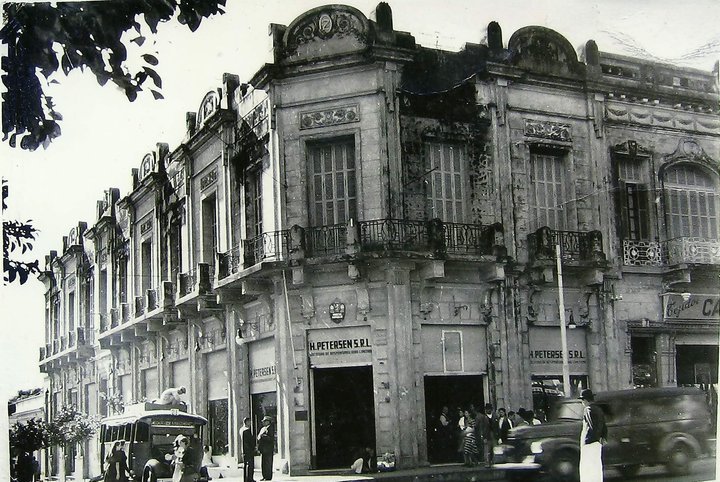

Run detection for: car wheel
[[666, 444, 692, 476], [617, 464, 641, 477], [549, 450, 579, 482], [142, 467, 157, 482]]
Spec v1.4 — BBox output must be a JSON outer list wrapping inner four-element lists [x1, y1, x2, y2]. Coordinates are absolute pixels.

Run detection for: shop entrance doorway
[[424, 374, 484, 464], [676, 344, 719, 386], [312, 366, 376, 469]]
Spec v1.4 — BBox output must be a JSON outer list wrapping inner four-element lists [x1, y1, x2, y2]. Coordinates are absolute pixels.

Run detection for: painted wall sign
[[529, 326, 587, 375], [664, 294, 720, 321], [308, 325, 372, 367]]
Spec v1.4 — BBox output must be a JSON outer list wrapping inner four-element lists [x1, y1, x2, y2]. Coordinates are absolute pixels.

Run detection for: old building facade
[[38, 3, 719, 478]]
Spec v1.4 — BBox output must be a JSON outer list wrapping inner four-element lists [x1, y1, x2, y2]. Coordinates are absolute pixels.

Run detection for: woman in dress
[[104, 441, 130, 482], [462, 409, 479, 466]]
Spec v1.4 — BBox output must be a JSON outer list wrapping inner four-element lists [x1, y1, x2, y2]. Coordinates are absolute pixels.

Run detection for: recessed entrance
[[424, 374, 484, 464], [312, 366, 376, 469], [676, 344, 719, 385]]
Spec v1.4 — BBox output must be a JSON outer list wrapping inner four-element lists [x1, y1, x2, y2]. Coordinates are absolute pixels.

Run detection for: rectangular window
[[665, 165, 719, 240], [170, 224, 182, 285], [308, 137, 357, 226], [244, 172, 263, 239], [617, 158, 650, 240], [202, 195, 218, 268], [118, 258, 128, 304], [442, 330, 463, 372], [68, 291, 75, 332], [141, 240, 152, 293], [99, 269, 108, 315], [528, 150, 568, 231], [427, 142, 466, 222]]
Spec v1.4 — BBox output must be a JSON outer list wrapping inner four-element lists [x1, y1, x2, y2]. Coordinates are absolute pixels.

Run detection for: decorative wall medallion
[[318, 13, 333, 34], [196, 90, 220, 128], [300, 105, 359, 130], [524, 119, 572, 142], [200, 169, 217, 190], [329, 299, 346, 323]]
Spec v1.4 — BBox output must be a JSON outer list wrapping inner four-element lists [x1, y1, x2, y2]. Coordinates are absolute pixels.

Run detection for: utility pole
[[556, 243, 571, 398]]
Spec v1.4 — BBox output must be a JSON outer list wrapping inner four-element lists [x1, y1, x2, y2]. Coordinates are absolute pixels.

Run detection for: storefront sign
[[663, 294, 720, 321], [308, 325, 372, 367], [249, 338, 277, 394], [529, 327, 587, 375]]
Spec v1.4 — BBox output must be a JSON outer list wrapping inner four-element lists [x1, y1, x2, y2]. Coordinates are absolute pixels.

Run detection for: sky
[[1, 0, 719, 404]]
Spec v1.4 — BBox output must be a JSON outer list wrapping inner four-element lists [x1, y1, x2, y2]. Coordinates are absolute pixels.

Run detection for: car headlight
[[493, 446, 505, 455], [530, 441, 544, 454]]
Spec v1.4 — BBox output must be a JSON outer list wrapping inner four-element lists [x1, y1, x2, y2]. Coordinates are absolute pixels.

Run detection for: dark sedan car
[[495, 387, 714, 481]]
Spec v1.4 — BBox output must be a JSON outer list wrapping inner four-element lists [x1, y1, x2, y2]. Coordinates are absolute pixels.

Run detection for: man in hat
[[578, 389, 607, 482], [257, 416, 275, 481]]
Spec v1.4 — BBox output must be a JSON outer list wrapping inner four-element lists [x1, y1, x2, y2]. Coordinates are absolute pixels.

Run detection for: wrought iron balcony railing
[[622, 238, 720, 267], [359, 218, 430, 252], [243, 230, 290, 267], [665, 237, 720, 265], [179, 269, 196, 297], [307, 223, 347, 256], [218, 245, 242, 279], [623, 239, 665, 267], [135, 295, 145, 317], [528, 226, 604, 262]]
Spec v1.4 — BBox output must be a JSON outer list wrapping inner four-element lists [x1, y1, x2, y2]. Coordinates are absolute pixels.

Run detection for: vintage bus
[[99, 402, 207, 482]]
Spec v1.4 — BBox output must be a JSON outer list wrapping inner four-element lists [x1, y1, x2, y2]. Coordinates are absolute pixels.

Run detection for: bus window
[[123, 423, 133, 441], [135, 422, 150, 442]]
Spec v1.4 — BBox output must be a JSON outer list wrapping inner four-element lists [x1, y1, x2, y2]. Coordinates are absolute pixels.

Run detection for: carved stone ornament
[[200, 169, 217, 191], [283, 6, 369, 59], [196, 90, 220, 129], [140, 218, 153, 235], [300, 105, 359, 130], [524, 119, 572, 142], [139, 153, 157, 181]]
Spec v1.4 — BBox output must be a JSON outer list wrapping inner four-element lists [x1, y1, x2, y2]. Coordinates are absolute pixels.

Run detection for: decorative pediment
[[196, 90, 220, 129], [508, 26, 583, 76], [664, 139, 717, 168], [281, 5, 370, 63]]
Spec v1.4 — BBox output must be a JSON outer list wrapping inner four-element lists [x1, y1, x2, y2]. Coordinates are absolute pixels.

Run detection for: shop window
[[528, 148, 569, 231], [308, 137, 357, 226], [251, 392, 277, 452], [664, 164, 719, 240], [208, 399, 229, 456], [426, 141, 466, 222]]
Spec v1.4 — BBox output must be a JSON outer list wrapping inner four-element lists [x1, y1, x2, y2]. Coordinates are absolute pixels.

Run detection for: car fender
[[143, 458, 171, 479], [534, 436, 580, 466], [658, 432, 701, 458]]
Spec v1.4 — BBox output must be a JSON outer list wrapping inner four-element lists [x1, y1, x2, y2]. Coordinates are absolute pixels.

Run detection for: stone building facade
[[38, 3, 719, 478]]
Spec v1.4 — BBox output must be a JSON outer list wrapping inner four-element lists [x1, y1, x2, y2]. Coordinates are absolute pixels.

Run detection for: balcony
[[243, 230, 289, 266], [622, 238, 720, 267], [665, 237, 720, 265], [527, 227, 605, 263], [217, 219, 501, 282]]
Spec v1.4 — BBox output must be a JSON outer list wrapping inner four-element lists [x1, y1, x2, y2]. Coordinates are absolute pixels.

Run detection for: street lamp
[[555, 243, 572, 398]]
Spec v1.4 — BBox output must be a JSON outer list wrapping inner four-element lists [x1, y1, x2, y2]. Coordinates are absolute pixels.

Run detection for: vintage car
[[495, 387, 713, 481]]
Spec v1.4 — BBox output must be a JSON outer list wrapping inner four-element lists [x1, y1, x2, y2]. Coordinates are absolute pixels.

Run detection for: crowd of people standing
[[429, 403, 545, 466]]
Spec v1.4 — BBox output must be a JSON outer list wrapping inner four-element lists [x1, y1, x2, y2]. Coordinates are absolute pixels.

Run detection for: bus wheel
[[142, 467, 157, 482]]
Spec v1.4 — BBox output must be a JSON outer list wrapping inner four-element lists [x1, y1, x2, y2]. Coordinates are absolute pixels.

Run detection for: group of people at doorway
[[240, 415, 276, 482], [431, 403, 544, 466]]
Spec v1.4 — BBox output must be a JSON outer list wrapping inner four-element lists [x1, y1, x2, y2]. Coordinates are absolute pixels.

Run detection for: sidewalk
[[208, 463, 505, 482]]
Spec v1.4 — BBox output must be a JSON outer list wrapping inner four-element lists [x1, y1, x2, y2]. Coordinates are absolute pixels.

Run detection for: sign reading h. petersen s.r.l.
[[307, 326, 372, 367]]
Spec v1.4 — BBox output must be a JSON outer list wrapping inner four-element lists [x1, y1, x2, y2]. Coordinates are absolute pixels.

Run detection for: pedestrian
[[495, 407, 513, 444], [171, 435, 197, 482], [475, 403, 496, 468], [437, 405, 452, 461], [257, 416, 275, 481], [456, 407, 466, 462], [104, 441, 131, 482], [15, 451, 35, 482], [578, 389, 607, 482], [240, 417, 255, 482], [156, 386, 187, 405]]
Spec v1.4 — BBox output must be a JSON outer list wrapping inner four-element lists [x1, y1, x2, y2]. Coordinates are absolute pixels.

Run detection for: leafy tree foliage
[[2, 0, 226, 150], [45, 405, 100, 448], [3, 179, 39, 284], [9, 418, 49, 455]]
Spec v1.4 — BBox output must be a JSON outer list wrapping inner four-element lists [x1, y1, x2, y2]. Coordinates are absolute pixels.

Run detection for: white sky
[[1, 0, 719, 403]]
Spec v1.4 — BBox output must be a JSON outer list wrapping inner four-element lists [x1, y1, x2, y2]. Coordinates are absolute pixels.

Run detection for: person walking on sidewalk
[[579, 389, 607, 482], [257, 416, 275, 481], [240, 417, 256, 482]]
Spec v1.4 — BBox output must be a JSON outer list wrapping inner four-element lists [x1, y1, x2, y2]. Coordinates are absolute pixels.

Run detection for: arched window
[[664, 164, 719, 240]]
